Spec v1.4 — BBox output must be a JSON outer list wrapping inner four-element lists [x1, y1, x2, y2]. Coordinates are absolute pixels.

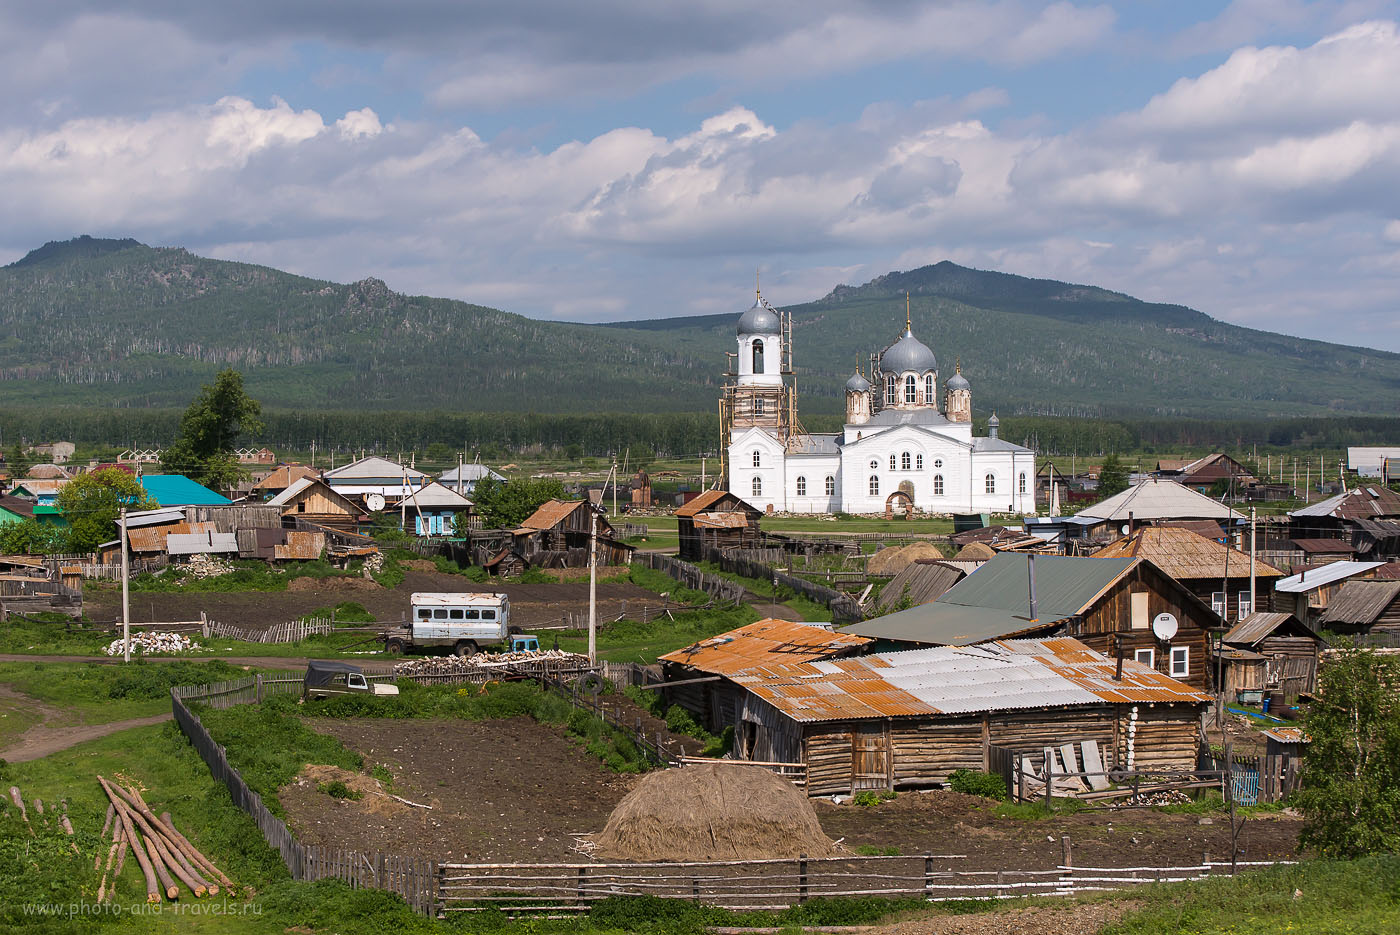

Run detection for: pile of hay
[[866, 545, 905, 576], [953, 542, 997, 561], [592, 764, 839, 861]]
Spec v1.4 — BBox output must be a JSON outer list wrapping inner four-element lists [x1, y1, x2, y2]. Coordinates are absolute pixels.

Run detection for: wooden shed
[[658, 619, 871, 734], [1093, 525, 1284, 622], [1222, 612, 1323, 698], [266, 477, 366, 533], [514, 499, 634, 567], [728, 637, 1209, 796], [675, 490, 763, 560], [1317, 578, 1400, 647]]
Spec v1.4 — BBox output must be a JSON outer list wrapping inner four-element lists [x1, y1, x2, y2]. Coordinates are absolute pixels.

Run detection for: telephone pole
[[120, 507, 131, 663]]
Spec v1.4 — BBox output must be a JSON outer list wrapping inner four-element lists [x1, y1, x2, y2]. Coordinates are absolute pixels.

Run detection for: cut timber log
[[9, 786, 31, 834], [159, 811, 232, 889], [98, 778, 160, 903], [147, 828, 207, 897], [98, 810, 127, 902], [113, 810, 130, 877], [142, 831, 181, 900]]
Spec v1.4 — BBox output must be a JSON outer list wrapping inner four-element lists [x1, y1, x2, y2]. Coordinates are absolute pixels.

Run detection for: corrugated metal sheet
[[937, 554, 1136, 619], [1318, 579, 1400, 626], [1291, 486, 1400, 519], [274, 531, 325, 560], [1224, 612, 1309, 646], [661, 619, 870, 677], [1093, 526, 1283, 580], [1290, 538, 1355, 554], [839, 600, 1057, 647], [1275, 561, 1384, 593], [691, 511, 751, 529], [731, 637, 1209, 723], [166, 532, 239, 555]]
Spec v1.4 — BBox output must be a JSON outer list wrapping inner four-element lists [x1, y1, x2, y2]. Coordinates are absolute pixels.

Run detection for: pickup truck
[[381, 591, 514, 657], [302, 660, 400, 700]]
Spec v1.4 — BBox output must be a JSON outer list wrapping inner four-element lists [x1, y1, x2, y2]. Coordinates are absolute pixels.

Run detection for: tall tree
[[467, 477, 567, 529], [56, 467, 157, 552], [160, 369, 264, 492], [1097, 453, 1129, 499], [1295, 643, 1400, 858]]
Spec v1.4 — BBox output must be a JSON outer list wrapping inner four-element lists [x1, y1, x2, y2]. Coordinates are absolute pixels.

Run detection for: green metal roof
[[838, 602, 1056, 647]]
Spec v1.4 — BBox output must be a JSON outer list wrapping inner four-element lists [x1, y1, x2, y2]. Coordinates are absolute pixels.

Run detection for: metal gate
[[852, 724, 889, 792]]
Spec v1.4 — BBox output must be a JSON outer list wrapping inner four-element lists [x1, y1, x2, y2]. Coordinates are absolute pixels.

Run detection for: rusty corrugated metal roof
[[274, 531, 325, 560], [660, 619, 871, 677], [730, 637, 1208, 723], [692, 511, 751, 529], [518, 499, 586, 531]]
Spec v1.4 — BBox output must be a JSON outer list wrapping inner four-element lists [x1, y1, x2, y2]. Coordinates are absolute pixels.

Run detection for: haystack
[[866, 545, 906, 576], [593, 764, 839, 861], [953, 542, 996, 561]]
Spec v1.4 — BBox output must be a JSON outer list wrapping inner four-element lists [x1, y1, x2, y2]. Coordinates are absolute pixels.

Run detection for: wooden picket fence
[[201, 616, 338, 643]]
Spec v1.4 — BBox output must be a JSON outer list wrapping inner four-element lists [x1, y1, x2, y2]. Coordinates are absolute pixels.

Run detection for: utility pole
[[611, 460, 618, 518], [588, 506, 598, 664], [1249, 507, 1257, 619], [120, 507, 131, 663]]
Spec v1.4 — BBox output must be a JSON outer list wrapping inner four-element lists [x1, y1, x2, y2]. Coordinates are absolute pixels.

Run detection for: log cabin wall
[[988, 707, 1117, 775], [1258, 636, 1320, 695], [735, 693, 804, 766], [1114, 703, 1201, 772], [805, 726, 857, 796], [660, 665, 744, 734], [1064, 561, 1216, 690]]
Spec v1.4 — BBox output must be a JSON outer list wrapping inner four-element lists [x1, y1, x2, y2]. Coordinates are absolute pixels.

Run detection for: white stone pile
[[103, 631, 203, 656], [182, 554, 236, 579], [392, 649, 588, 675]]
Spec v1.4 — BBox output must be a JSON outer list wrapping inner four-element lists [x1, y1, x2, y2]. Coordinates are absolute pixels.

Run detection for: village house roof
[[438, 464, 505, 484], [399, 482, 473, 510], [323, 456, 428, 482], [871, 560, 967, 613], [675, 489, 759, 517], [729, 637, 1209, 723], [25, 463, 72, 479], [517, 498, 596, 531], [1290, 485, 1400, 519], [1289, 538, 1356, 555], [1274, 561, 1385, 594], [1076, 478, 1243, 522], [139, 475, 231, 506], [0, 494, 35, 521], [1318, 579, 1400, 627], [1224, 612, 1320, 646], [253, 465, 320, 491], [660, 619, 870, 677], [266, 476, 362, 513], [1092, 526, 1283, 581]]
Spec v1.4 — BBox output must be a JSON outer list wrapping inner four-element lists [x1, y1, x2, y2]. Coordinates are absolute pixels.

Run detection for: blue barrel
[[1261, 696, 1271, 714]]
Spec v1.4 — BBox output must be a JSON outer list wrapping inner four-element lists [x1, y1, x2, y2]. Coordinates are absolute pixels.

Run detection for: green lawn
[[0, 660, 267, 726], [551, 604, 761, 663]]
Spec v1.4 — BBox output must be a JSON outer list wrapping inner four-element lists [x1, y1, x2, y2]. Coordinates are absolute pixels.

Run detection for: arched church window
[[985, 473, 996, 494], [752, 450, 761, 468], [925, 374, 935, 404], [904, 375, 916, 404], [824, 475, 835, 496], [933, 474, 944, 496], [796, 476, 807, 496], [752, 476, 763, 497], [1019, 472, 1027, 495], [901, 451, 911, 471], [869, 475, 879, 496], [885, 374, 897, 406], [889, 454, 897, 471], [752, 339, 764, 374], [916, 454, 924, 470]]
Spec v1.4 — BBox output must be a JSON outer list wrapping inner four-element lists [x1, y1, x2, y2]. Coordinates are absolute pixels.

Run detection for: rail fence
[[639, 553, 748, 605], [200, 617, 341, 643]]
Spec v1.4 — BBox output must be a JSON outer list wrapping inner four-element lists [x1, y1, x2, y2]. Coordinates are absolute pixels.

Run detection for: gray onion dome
[[880, 329, 937, 374], [737, 298, 781, 335], [845, 371, 872, 392], [947, 371, 970, 391]]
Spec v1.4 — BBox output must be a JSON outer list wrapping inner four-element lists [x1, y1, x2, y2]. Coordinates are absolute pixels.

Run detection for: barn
[[675, 490, 763, 560], [1317, 578, 1400, 647], [1220, 612, 1324, 699], [514, 499, 634, 567], [727, 637, 1208, 796], [266, 477, 366, 533]]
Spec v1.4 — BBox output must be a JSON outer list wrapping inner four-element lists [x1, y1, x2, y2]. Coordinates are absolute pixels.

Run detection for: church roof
[[845, 371, 872, 392], [737, 297, 781, 335], [880, 328, 937, 375], [863, 408, 953, 428]]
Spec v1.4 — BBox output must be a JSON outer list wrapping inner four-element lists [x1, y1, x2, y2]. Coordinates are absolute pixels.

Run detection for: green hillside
[[2, 237, 1397, 419]]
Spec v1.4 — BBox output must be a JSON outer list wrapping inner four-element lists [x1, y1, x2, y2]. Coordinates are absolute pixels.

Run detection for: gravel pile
[[182, 554, 236, 579], [103, 631, 203, 655], [392, 649, 589, 674]]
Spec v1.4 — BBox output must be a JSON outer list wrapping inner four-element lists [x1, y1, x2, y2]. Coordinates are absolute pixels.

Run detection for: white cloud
[[336, 108, 384, 140]]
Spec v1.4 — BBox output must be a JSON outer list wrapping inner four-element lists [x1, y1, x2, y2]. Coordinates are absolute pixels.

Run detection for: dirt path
[[0, 683, 173, 763], [0, 653, 314, 670]]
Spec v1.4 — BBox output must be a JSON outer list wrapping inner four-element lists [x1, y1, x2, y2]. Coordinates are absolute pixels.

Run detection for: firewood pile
[[95, 776, 234, 904], [392, 649, 589, 675], [1111, 789, 1193, 808], [103, 631, 202, 655]]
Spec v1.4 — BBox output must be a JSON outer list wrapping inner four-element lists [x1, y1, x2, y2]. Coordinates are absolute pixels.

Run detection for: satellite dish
[[365, 493, 386, 512], [1121, 525, 1130, 536], [1152, 612, 1179, 642]]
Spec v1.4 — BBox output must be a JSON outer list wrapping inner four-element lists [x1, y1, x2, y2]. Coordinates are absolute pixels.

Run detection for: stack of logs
[[95, 775, 233, 903], [7, 784, 80, 847]]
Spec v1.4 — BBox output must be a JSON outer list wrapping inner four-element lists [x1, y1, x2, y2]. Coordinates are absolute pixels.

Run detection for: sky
[[4, 1, 1400, 351]]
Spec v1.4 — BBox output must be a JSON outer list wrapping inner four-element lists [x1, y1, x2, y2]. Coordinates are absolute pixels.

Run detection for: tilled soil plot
[[286, 717, 635, 862], [815, 789, 1302, 871], [85, 569, 661, 631]]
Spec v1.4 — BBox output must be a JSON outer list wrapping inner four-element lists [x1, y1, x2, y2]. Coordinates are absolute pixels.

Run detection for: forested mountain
[[4, 236, 1398, 419]]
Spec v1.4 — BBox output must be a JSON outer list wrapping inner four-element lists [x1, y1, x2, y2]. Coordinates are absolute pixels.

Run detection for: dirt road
[[0, 684, 173, 763]]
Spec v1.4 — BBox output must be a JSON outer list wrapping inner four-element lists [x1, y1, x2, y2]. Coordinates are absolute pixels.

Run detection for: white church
[[722, 287, 1036, 516]]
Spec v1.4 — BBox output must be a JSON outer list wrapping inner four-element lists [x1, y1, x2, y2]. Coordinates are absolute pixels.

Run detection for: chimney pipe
[[1027, 553, 1038, 622]]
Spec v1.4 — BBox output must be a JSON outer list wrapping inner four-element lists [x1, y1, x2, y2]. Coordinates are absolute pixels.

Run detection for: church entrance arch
[[884, 488, 915, 521]]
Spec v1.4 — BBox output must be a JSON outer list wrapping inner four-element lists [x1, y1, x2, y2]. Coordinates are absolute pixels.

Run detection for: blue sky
[[3, 1, 1400, 351]]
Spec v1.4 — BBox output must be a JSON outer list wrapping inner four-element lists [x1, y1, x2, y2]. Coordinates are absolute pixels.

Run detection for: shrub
[[851, 790, 895, 807], [949, 769, 1009, 801], [320, 780, 361, 800]]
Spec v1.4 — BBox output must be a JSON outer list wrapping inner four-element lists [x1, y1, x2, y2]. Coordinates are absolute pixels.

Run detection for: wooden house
[[1155, 453, 1257, 493], [1220, 612, 1323, 699], [658, 619, 871, 733], [840, 553, 1222, 690], [1317, 578, 1400, 647], [0, 495, 35, 526], [1289, 485, 1400, 543], [675, 489, 763, 560], [1076, 478, 1244, 527], [1351, 519, 1400, 561], [398, 482, 473, 536], [253, 464, 321, 497], [483, 547, 530, 577], [1289, 538, 1356, 565], [1270, 560, 1384, 626], [514, 499, 634, 567], [1092, 525, 1284, 622], [727, 637, 1209, 795], [323, 455, 429, 504], [267, 477, 366, 533]]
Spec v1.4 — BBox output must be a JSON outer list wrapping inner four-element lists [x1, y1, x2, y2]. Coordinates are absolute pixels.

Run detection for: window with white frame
[[1211, 591, 1226, 617], [1019, 472, 1027, 494], [752, 450, 761, 468], [889, 453, 897, 471], [1134, 648, 1156, 669], [925, 373, 935, 403], [933, 474, 944, 496], [755, 398, 765, 415], [885, 374, 897, 405], [904, 374, 917, 403], [985, 473, 996, 494], [751, 476, 762, 497], [795, 476, 806, 496], [915, 453, 923, 470], [901, 451, 911, 471], [1237, 591, 1252, 619], [824, 475, 835, 496], [869, 475, 879, 496], [1170, 646, 1190, 679]]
